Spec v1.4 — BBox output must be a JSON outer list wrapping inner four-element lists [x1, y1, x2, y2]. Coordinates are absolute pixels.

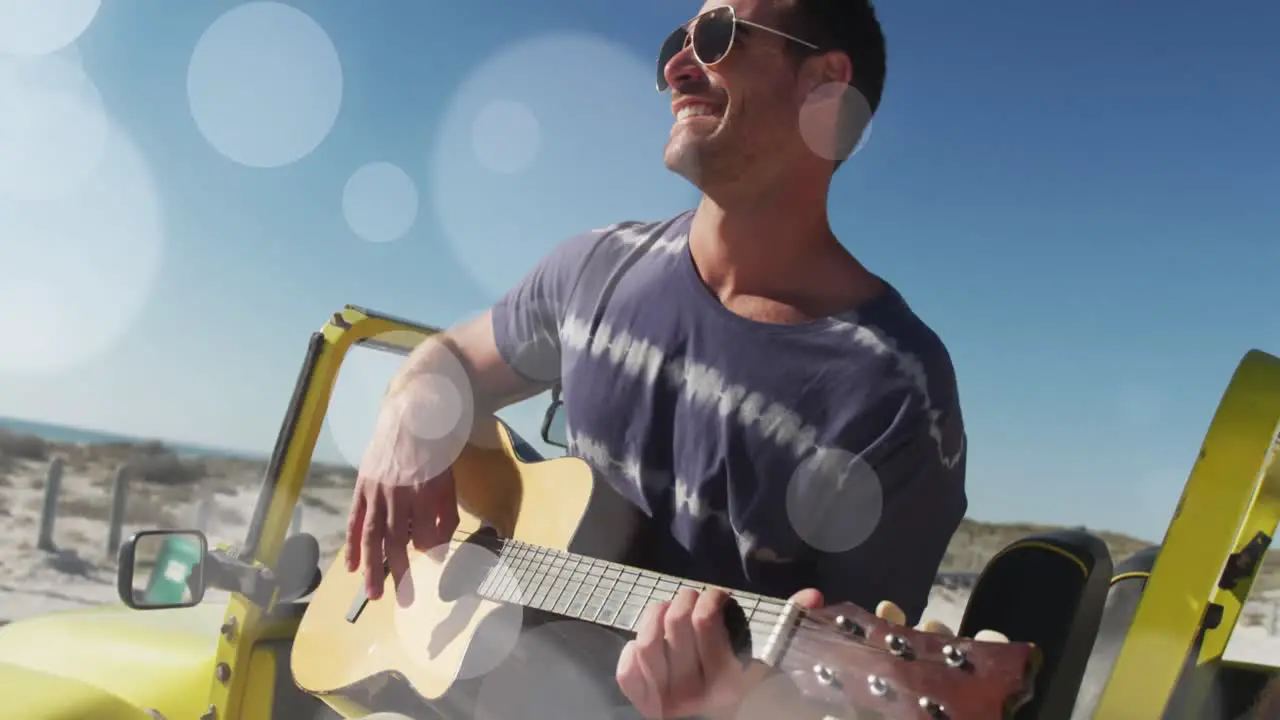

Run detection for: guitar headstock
[[774, 602, 1041, 719]]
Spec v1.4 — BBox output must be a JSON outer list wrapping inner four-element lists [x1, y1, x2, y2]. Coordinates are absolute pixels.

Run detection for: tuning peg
[[834, 614, 864, 636], [918, 696, 948, 717], [884, 633, 910, 656]]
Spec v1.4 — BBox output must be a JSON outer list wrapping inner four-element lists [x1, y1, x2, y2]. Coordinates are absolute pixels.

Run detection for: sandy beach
[[1, 429, 1277, 672]]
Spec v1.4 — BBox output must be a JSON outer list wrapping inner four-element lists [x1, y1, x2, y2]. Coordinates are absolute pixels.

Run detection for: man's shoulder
[[572, 211, 693, 257], [819, 288, 961, 419]]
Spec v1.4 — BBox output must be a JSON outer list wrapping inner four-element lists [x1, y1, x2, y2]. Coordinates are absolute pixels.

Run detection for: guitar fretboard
[[474, 537, 789, 660]]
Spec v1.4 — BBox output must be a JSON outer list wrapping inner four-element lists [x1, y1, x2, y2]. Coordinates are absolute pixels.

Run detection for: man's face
[[660, 0, 812, 190]]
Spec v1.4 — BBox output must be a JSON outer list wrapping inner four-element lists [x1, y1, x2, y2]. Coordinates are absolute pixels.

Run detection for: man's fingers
[[664, 588, 704, 701], [617, 641, 661, 719], [875, 600, 906, 626], [410, 480, 436, 552], [919, 619, 954, 636], [691, 589, 741, 709], [345, 488, 367, 572], [787, 587, 824, 610], [362, 493, 388, 600], [385, 488, 412, 583], [975, 629, 1010, 643], [626, 602, 671, 718]]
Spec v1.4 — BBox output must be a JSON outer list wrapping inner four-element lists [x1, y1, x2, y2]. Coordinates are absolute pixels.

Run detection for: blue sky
[[1, 0, 1277, 542]]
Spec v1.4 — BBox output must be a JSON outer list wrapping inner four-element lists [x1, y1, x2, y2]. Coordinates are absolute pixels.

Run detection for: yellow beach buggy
[[0, 305, 1276, 719]]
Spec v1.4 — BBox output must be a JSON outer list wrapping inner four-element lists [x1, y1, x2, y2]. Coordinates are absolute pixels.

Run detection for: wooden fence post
[[36, 457, 64, 551], [194, 493, 214, 533], [106, 465, 129, 559]]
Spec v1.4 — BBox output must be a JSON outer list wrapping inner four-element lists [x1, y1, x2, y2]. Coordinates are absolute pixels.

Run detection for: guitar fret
[[587, 565, 622, 623], [601, 568, 640, 627], [617, 572, 657, 630], [547, 553, 580, 615], [541, 551, 570, 611], [565, 558, 596, 619], [470, 534, 793, 657], [528, 546, 558, 610], [499, 542, 535, 604]]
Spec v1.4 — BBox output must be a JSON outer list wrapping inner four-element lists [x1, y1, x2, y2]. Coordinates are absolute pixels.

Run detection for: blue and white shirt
[[492, 210, 966, 625]]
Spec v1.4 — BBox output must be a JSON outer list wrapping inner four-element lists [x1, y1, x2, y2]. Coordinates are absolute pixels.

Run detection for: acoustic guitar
[[293, 419, 1040, 719]]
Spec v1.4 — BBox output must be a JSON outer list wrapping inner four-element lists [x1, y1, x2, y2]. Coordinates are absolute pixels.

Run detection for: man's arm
[[386, 226, 606, 418], [386, 309, 546, 421]]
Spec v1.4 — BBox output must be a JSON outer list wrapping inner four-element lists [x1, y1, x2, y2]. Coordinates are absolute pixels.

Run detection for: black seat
[[958, 530, 1113, 720]]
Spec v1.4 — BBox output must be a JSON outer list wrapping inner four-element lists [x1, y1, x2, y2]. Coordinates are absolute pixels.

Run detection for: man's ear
[[807, 49, 854, 93], [796, 51, 870, 164]]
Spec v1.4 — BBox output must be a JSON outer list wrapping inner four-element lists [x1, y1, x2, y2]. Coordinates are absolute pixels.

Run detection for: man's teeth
[[677, 105, 718, 121]]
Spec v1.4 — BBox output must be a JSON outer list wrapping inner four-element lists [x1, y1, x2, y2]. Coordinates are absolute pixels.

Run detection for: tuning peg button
[[885, 633, 909, 656], [918, 696, 947, 718], [867, 674, 889, 697], [834, 614, 864, 636], [942, 644, 966, 668]]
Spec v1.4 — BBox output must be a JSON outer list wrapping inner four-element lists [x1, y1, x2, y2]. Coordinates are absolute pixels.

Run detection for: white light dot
[[187, 1, 343, 168], [325, 333, 475, 481], [431, 31, 699, 300], [0, 111, 164, 376], [786, 447, 884, 553], [393, 542, 525, 682], [798, 82, 874, 163], [0, 53, 108, 201], [0, 0, 100, 56], [342, 162, 418, 243], [472, 99, 541, 175]]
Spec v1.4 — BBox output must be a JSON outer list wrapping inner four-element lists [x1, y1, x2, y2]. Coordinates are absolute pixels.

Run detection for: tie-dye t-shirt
[[491, 210, 967, 625]]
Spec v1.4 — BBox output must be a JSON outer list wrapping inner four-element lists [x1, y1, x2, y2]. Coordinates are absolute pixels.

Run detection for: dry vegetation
[[942, 517, 1280, 593], [3, 426, 1279, 592]]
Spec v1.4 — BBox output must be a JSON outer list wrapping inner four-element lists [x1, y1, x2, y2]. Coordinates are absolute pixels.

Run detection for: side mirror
[[540, 384, 568, 449], [117, 529, 208, 610]]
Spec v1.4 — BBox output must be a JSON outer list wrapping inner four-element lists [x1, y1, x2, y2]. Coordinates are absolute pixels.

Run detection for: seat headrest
[[960, 530, 1113, 720], [276, 532, 320, 602]]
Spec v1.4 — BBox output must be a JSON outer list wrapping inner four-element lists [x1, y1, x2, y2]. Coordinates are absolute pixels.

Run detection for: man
[[346, 0, 968, 717]]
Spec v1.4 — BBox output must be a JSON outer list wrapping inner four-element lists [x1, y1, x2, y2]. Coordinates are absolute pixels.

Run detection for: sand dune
[[1, 431, 1277, 673]]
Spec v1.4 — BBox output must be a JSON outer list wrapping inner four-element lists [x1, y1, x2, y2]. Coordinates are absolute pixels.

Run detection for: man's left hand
[[615, 587, 1009, 719]]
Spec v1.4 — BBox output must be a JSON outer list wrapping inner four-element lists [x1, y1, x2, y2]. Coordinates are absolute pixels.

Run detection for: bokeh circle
[[0, 52, 109, 201], [0, 102, 164, 375], [324, 332, 475, 480], [430, 31, 698, 301], [342, 161, 419, 243], [0, 0, 101, 56], [187, 1, 343, 168], [785, 446, 884, 553]]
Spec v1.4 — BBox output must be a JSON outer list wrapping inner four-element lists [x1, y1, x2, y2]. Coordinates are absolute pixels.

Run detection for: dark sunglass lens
[[692, 7, 735, 65], [656, 27, 688, 91]]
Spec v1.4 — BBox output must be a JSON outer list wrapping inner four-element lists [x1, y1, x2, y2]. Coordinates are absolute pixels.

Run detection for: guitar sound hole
[[437, 526, 503, 603]]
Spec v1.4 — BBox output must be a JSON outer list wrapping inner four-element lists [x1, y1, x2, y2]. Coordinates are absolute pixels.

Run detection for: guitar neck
[[474, 536, 793, 663]]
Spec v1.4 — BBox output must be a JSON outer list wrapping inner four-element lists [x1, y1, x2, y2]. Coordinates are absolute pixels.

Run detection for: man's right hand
[[344, 389, 461, 600]]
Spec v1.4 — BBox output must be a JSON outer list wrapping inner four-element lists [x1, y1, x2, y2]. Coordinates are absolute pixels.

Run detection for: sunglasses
[[655, 6, 820, 92]]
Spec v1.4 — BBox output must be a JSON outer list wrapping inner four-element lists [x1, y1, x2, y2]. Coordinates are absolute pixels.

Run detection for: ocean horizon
[[0, 416, 269, 461]]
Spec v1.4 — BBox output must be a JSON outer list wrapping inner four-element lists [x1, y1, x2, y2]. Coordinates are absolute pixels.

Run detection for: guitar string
[[389, 529, 1010, 674]]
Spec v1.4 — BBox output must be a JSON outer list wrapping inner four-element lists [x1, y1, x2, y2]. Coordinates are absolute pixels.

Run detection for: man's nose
[[662, 43, 706, 92]]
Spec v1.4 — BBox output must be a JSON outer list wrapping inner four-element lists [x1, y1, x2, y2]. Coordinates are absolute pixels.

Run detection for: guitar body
[[292, 419, 650, 716], [293, 419, 1043, 720]]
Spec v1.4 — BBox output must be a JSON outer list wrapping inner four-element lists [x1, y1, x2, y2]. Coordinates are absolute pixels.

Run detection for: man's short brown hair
[[783, 0, 887, 115]]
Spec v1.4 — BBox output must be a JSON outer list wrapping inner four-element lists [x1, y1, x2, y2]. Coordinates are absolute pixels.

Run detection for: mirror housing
[[540, 383, 568, 449], [117, 529, 208, 610]]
